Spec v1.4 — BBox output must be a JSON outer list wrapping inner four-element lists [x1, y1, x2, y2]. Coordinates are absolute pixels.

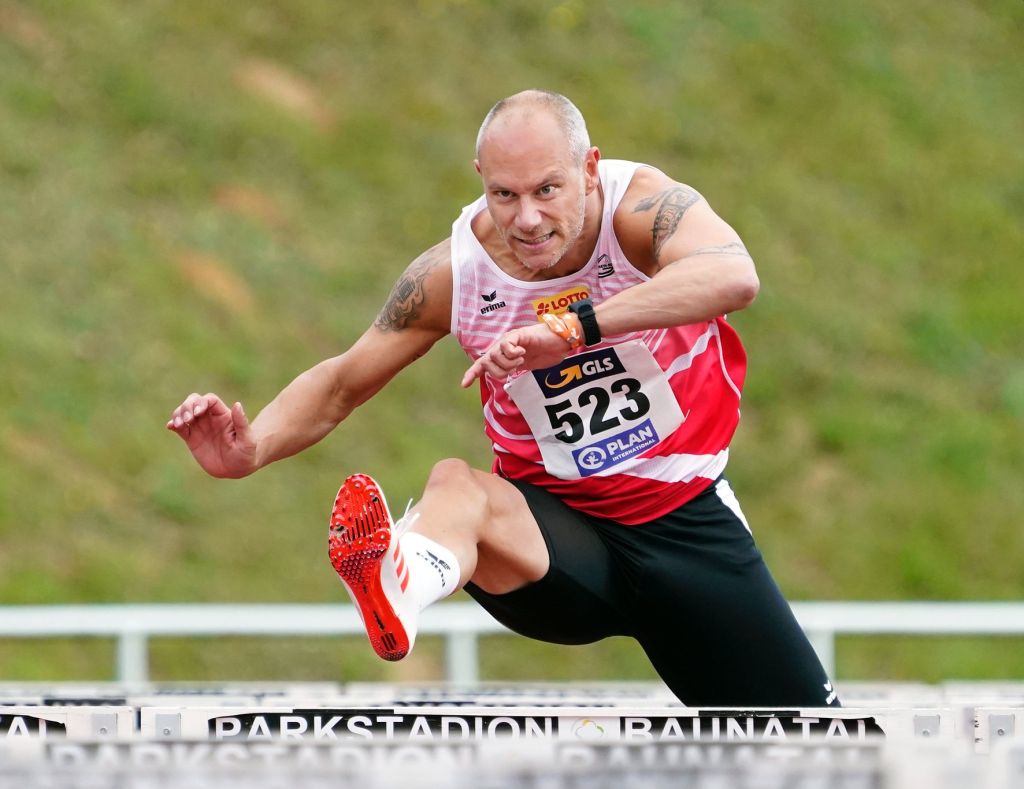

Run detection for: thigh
[[465, 479, 629, 646], [635, 480, 838, 707]]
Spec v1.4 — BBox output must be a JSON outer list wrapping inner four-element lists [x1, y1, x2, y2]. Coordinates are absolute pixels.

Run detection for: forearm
[[250, 357, 352, 469], [594, 253, 759, 336]]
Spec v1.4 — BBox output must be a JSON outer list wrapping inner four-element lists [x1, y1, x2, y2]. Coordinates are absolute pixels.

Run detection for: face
[[476, 111, 599, 273]]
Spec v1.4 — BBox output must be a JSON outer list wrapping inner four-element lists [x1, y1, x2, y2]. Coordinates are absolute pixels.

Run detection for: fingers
[[459, 362, 480, 389], [460, 338, 525, 387], [167, 392, 199, 431], [500, 337, 526, 362], [166, 393, 226, 433], [230, 401, 254, 442]]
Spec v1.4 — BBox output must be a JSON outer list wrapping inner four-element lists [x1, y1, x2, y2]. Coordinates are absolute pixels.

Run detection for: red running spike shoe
[[328, 473, 415, 661]]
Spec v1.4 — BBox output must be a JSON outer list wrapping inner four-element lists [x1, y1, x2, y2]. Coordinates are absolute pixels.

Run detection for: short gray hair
[[475, 90, 591, 164]]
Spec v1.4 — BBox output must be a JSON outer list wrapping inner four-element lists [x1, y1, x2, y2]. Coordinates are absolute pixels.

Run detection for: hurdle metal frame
[[1, 601, 1023, 684]]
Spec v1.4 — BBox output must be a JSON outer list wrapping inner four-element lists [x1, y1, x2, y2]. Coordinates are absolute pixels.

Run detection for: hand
[[166, 393, 258, 479], [461, 322, 571, 387]]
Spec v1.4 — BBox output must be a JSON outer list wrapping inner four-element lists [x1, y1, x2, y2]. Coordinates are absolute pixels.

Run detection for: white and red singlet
[[451, 160, 747, 524]]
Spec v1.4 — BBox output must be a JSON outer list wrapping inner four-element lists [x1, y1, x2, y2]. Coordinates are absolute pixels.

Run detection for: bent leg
[[403, 458, 550, 593], [465, 479, 629, 645], [330, 462, 623, 657], [327, 462, 546, 661]]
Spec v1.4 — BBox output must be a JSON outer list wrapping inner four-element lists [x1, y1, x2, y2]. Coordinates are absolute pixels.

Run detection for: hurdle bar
[[1, 601, 1023, 683]]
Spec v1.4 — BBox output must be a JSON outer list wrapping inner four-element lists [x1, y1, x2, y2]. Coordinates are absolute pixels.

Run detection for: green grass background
[[0, 0, 1021, 683]]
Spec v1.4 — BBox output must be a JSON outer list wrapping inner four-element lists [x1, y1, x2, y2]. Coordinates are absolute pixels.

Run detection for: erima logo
[[533, 347, 624, 397], [597, 254, 614, 278], [480, 290, 507, 315]]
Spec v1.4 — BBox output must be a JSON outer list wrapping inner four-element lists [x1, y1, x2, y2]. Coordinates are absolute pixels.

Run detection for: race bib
[[505, 340, 685, 479]]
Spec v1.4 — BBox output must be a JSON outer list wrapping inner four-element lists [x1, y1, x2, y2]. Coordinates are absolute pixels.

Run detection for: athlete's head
[[475, 90, 600, 272]]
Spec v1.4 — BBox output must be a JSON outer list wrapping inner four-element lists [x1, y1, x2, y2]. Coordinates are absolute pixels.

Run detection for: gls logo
[[544, 357, 615, 390], [532, 347, 624, 397]]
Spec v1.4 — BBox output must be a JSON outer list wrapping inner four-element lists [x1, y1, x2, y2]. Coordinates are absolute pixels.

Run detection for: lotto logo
[[532, 347, 624, 397], [533, 286, 590, 318]]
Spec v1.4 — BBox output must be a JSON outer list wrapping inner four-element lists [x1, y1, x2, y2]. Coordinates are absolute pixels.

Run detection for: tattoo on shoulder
[[682, 242, 751, 259], [632, 186, 701, 259], [374, 243, 447, 332]]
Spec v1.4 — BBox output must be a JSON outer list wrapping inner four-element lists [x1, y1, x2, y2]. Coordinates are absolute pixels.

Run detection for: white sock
[[397, 532, 461, 612]]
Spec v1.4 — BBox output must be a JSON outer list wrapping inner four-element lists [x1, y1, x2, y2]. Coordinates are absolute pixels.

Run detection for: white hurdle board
[[0, 706, 134, 738], [137, 704, 956, 743]]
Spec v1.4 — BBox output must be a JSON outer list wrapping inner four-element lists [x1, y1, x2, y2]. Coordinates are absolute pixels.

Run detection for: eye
[[538, 185, 556, 196], [494, 190, 514, 200]]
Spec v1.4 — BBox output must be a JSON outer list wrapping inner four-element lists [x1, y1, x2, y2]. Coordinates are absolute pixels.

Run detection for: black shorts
[[465, 477, 838, 707]]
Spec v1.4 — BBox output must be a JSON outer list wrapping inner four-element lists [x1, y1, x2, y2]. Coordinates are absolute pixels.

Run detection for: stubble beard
[[507, 187, 587, 273]]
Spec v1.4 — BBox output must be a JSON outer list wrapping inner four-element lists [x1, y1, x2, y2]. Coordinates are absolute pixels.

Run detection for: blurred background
[[0, 0, 1021, 684]]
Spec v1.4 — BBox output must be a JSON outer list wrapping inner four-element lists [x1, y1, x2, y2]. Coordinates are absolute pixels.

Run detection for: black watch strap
[[568, 298, 601, 346]]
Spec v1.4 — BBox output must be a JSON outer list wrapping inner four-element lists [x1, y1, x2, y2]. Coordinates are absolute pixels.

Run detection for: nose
[[514, 198, 542, 234]]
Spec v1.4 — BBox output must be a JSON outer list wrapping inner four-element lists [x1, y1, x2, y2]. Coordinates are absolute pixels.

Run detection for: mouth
[[515, 232, 554, 249]]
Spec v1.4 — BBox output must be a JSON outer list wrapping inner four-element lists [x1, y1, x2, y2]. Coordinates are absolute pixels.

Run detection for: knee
[[426, 458, 475, 487], [425, 458, 487, 509]]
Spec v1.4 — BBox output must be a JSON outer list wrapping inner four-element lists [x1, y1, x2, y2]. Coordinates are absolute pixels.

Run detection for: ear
[[474, 159, 482, 175], [583, 147, 601, 193]]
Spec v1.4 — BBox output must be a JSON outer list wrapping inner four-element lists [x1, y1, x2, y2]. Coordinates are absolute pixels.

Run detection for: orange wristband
[[542, 312, 583, 350]]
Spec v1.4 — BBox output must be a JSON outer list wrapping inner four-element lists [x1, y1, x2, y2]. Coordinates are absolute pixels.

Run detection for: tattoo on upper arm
[[374, 245, 446, 332], [632, 186, 701, 260], [682, 242, 751, 259]]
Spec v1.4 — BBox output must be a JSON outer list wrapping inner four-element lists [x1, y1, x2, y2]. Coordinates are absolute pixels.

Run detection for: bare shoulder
[[619, 165, 701, 213], [614, 166, 702, 269], [615, 166, 745, 271], [374, 238, 453, 335]]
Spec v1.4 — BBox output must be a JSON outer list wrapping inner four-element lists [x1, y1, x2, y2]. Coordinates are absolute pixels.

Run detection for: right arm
[[167, 239, 453, 478]]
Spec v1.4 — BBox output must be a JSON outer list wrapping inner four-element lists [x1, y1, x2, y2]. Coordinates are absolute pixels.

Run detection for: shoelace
[[393, 498, 420, 539]]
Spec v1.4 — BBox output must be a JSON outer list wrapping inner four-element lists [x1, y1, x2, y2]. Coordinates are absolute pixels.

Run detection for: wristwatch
[[567, 298, 601, 346]]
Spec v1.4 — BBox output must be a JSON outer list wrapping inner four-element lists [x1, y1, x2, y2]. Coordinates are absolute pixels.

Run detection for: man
[[168, 90, 838, 706]]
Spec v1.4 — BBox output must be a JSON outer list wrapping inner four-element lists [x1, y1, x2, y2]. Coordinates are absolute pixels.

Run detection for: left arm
[[595, 167, 760, 336]]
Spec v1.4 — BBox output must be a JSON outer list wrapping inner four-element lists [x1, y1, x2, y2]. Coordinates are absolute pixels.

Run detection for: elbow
[[740, 270, 761, 307], [726, 270, 760, 313]]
